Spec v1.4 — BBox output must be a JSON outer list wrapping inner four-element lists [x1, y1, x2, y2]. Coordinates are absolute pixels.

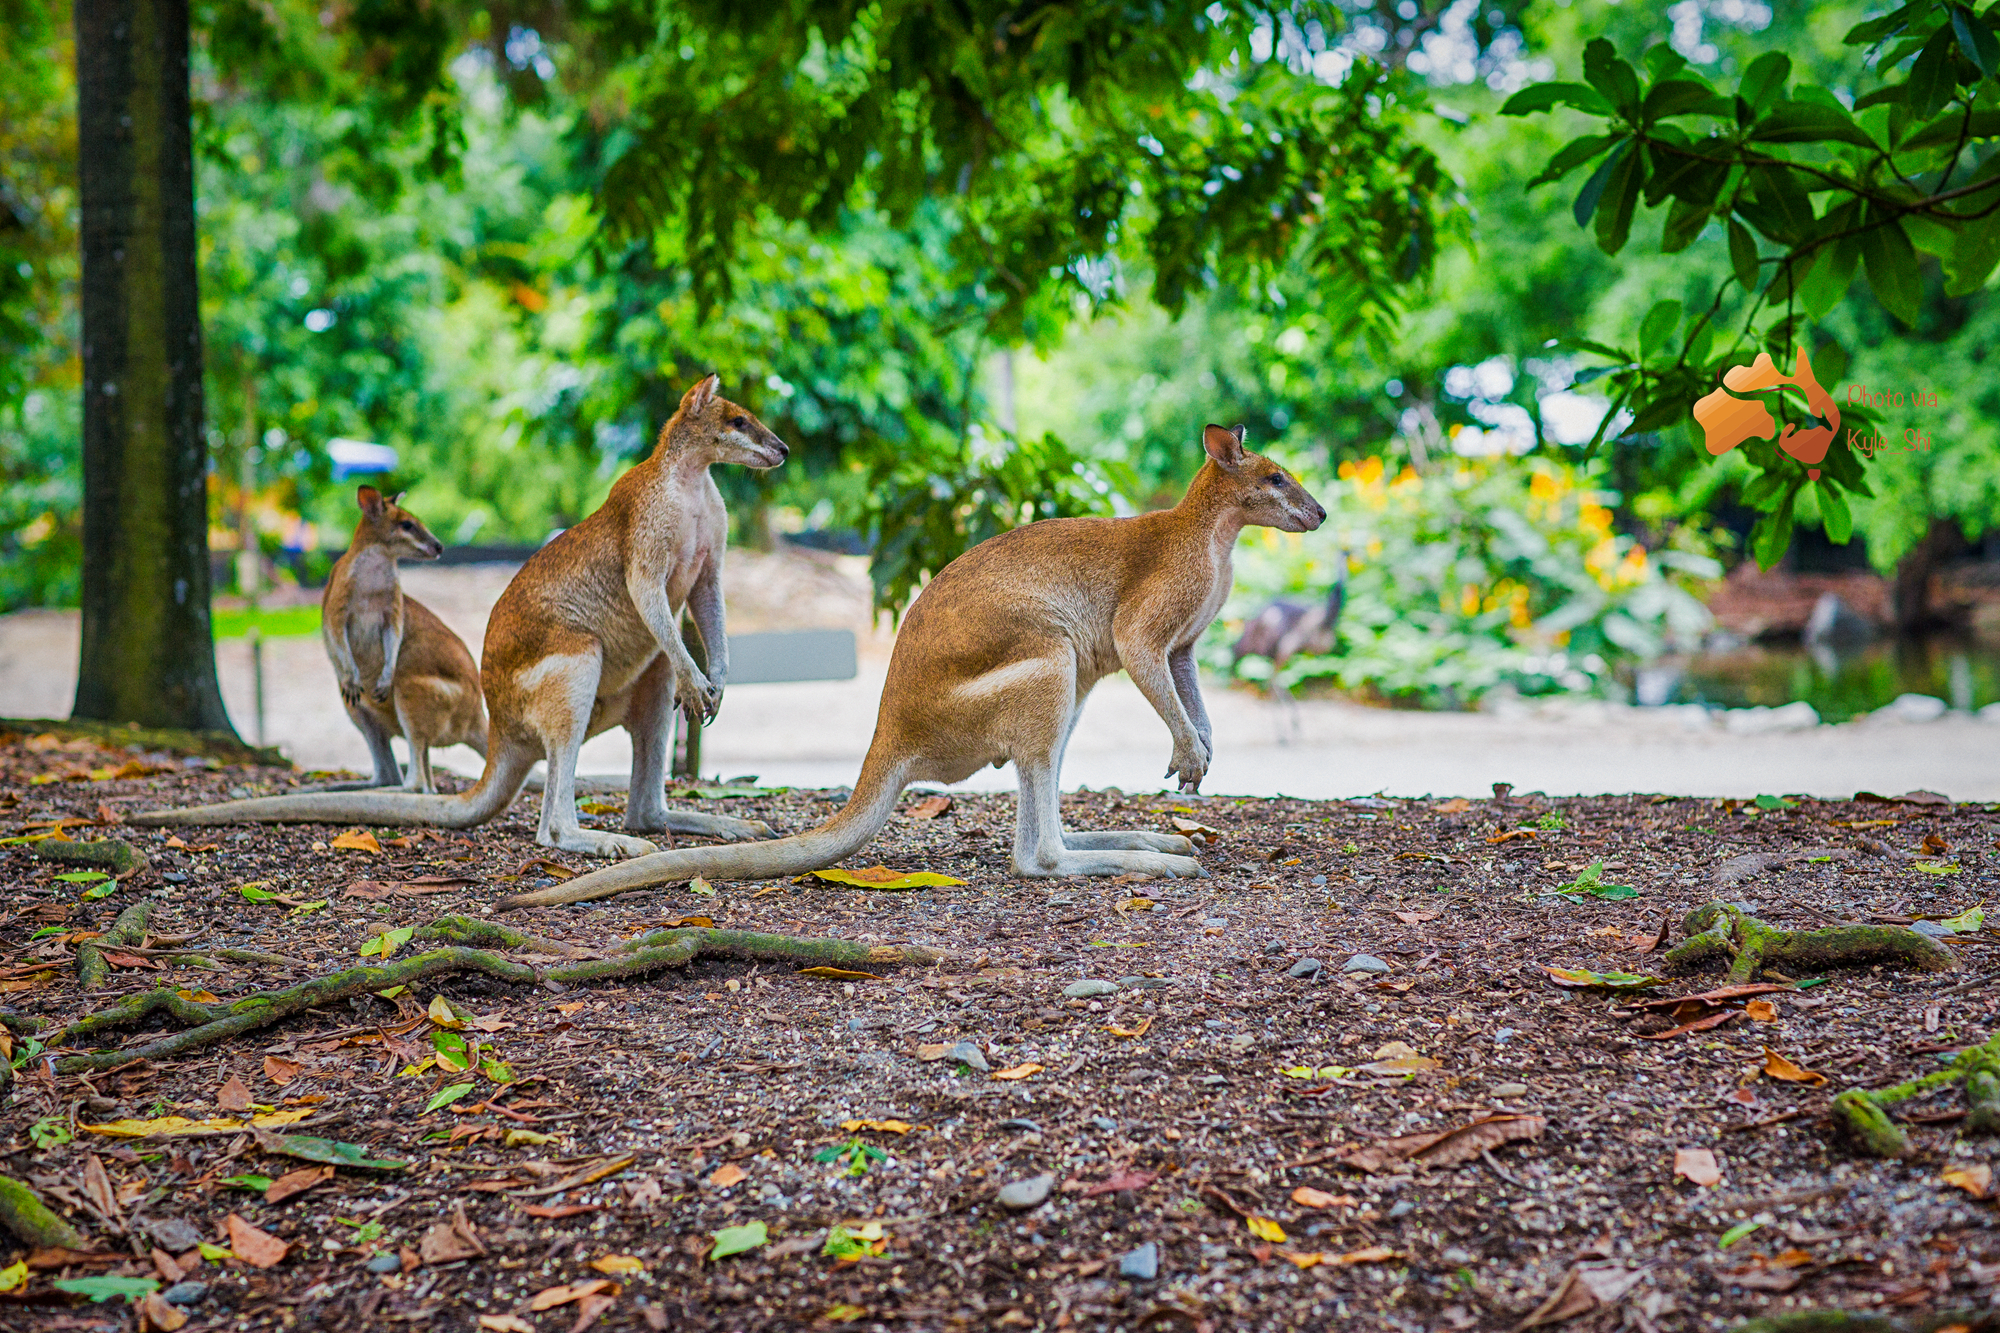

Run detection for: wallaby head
[[1200, 424, 1327, 533], [654, 373, 789, 471], [354, 486, 445, 561]]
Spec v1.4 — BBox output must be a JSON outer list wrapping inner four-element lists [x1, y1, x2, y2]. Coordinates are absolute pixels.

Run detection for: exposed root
[[77, 901, 153, 991], [1664, 903, 1956, 984], [1736, 1310, 2000, 1333], [1831, 1032, 2000, 1158], [0, 1174, 90, 1249], [30, 836, 148, 878], [46, 918, 942, 1073]]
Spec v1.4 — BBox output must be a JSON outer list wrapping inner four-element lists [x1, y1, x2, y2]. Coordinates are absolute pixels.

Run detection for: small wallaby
[[501, 422, 1326, 909], [321, 486, 487, 793], [135, 375, 787, 853]]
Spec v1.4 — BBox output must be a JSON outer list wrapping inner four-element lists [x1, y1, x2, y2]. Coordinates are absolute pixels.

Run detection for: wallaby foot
[[308, 775, 402, 792], [1063, 830, 1194, 855], [1014, 848, 1207, 879], [542, 827, 660, 858], [627, 809, 775, 842]]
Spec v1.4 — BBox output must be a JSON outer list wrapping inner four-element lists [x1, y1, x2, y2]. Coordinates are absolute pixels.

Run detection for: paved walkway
[[4, 557, 1996, 801]]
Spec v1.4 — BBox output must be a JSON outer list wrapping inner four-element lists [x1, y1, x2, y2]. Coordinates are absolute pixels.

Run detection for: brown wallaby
[[500, 423, 1326, 909], [134, 375, 787, 854], [320, 486, 487, 793]]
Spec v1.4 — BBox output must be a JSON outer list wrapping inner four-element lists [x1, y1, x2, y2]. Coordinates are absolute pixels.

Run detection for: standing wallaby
[[321, 486, 487, 793], [135, 375, 787, 854], [501, 423, 1326, 909]]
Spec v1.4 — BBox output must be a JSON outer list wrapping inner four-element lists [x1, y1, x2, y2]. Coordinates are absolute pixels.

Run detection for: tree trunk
[[73, 0, 234, 734], [1891, 519, 1968, 636]]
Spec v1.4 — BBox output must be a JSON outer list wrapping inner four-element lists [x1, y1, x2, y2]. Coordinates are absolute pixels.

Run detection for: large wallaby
[[135, 375, 786, 854], [321, 486, 487, 793], [501, 423, 1326, 909]]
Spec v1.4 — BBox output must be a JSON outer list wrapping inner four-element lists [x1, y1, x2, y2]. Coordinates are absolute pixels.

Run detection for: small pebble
[[1388, 1199, 1416, 1219], [1910, 920, 1954, 939], [1288, 957, 1323, 979], [1198, 1074, 1227, 1086], [162, 1281, 210, 1305], [1442, 1247, 1474, 1266], [1491, 1082, 1530, 1098], [162, 872, 188, 885], [1202, 917, 1228, 928], [996, 1173, 1055, 1211], [1494, 1026, 1518, 1043], [364, 1253, 401, 1274], [1063, 979, 1120, 999], [1090, 1116, 1117, 1133], [998, 1118, 1043, 1134], [1311, 874, 1328, 886], [1119, 1242, 1160, 1281], [1118, 976, 1175, 990], [1343, 954, 1391, 975], [947, 1041, 990, 1072]]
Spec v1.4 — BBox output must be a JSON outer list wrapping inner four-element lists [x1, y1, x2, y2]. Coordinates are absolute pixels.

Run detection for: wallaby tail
[[498, 744, 913, 910], [129, 745, 536, 830]]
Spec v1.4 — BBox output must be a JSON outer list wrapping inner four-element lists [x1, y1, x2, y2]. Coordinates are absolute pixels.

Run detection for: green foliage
[[1506, 7, 2000, 566], [1210, 452, 1720, 706]]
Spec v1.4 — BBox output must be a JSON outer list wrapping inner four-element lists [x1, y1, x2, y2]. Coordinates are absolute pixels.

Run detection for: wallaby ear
[[682, 373, 719, 416], [390, 491, 406, 507], [1230, 424, 1246, 444], [1202, 423, 1247, 468], [357, 485, 384, 516]]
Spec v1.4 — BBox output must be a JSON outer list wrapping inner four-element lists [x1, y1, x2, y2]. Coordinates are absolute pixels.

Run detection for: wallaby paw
[[546, 830, 659, 859], [715, 817, 774, 842]]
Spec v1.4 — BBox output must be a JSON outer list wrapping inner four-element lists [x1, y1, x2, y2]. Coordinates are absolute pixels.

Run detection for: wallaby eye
[[1264, 474, 1285, 486], [729, 415, 749, 430], [399, 521, 416, 530]]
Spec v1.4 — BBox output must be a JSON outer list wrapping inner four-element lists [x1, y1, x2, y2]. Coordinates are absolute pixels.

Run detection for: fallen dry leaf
[[797, 966, 882, 981], [224, 1213, 289, 1268], [1332, 1245, 1403, 1265], [1516, 1262, 1647, 1330], [1942, 1164, 1991, 1200], [1487, 829, 1535, 844], [708, 1163, 747, 1189], [589, 1254, 646, 1275], [1081, 1171, 1158, 1198], [530, 1278, 613, 1311], [569, 1292, 618, 1333], [1744, 1000, 1778, 1023], [417, 1202, 486, 1264], [990, 1063, 1043, 1081], [477, 1317, 536, 1333], [1336, 1114, 1546, 1173], [1291, 1187, 1341, 1208], [329, 829, 382, 854], [264, 1165, 334, 1204], [1393, 910, 1441, 924], [907, 795, 953, 819], [1104, 1017, 1152, 1039], [1434, 798, 1473, 813], [840, 1119, 916, 1134], [914, 1043, 950, 1061], [1760, 1048, 1828, 1087], [138, 1292, 188, 1332], [1169, 816, 1219, 836], [1245, 1215, 1287, 1243], [263, 1055, 305, 1086], [78, 1155, 119, 1224], [216, 1075, 253, 1114], [1673, 1148, 1721, 1187], [1634, 1010, 1742, 1041]]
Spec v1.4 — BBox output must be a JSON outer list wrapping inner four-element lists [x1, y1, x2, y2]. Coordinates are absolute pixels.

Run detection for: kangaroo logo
[[1691, 348, 1840, 480]]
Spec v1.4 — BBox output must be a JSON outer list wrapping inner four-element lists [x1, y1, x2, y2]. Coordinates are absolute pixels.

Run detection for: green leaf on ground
[[1719, 1220, 1765, 1248], [257, 1133, 409, 1171], [53, 870, 109, 883], [1551, 860, 1641, 901], [1936, 905, 1985, 932], [710, 1220, 768, 1260], [53, 1275, 159, 1303], [1752, 794, 1796, 810], [423, 1083, 476, 1114], [221, 1173, 276, 1191], [1544, 967, 1664, 990]]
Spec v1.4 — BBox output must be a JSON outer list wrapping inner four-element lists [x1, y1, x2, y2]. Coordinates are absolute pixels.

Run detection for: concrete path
[[4, 556, 1995, 801]]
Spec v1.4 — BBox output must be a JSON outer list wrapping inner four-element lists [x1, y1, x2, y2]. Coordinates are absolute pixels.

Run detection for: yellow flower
[[1616, 545, 1650, 586], [1578, 504, 1614, 537], [1529, 471, 1563, 501], [1459, 585, 1481, 616]]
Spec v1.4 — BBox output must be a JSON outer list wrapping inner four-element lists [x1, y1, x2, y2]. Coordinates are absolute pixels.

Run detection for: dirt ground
[[0, 728, 1996, 1333]]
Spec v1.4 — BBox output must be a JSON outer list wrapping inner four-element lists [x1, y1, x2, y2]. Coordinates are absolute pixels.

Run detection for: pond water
[[1668, 634, 2000, 723]]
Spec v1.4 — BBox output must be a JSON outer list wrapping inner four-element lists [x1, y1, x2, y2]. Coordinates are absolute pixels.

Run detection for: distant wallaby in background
[[321, 486, 487, 793], [503, 422, 1327, 909], [137, 375, 787, 854], [1231, 551, 1349, 740]]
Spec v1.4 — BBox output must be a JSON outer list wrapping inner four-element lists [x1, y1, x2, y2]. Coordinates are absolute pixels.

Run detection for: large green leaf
[[1799, 203, 1865, 318], [1860, 215, 1925, 324], [1582, 38, 1642, 116], [1638, 299, 1682, 358], [1952, 5, 2000, 80], [1642, 78, 1729, 121], [1729, 219, 1761, 290], [1750, 100, 1879, 148], [1901, 108, 2000, 149], [1739, 52, 1792, 113], [1946, 208, 2000, 293], [256, 1132, 409, 1171], [1500, 82, 1612, 117], [1526, 134, 1620, 190], [1572, 138, 1632, 227], [1593, 142, 1646, 254], [1845, 1, 1929, 46], [1739, 166, 1818, 245], [1819, 480, 1855, 544], [1909, 25, 1959, 119], [1660, 196, 1711, 253], [1753, 490, 1799, 568]]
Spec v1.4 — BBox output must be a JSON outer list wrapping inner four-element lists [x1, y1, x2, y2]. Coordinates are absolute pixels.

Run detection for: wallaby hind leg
[[394, 697, 439, 794], [1011, 754, 1204, 879], [1044, 702, 1193, 855], [532, 651, 660, 859], [344, 702, 403, 788], [621, 655, 776, 843]]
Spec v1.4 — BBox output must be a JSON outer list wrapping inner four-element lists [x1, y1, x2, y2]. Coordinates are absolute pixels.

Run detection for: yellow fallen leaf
[[1285, 1251, 1326, 1268], [478, 1317, 537, 1333], [1290, 1187, 1340, 1208], [503, 1129, 554, 1148], [914, 1043, 950, 1061], [1371, 1041, 1420, 1060], [81, 1109, 314, 1139], [840, 1119, 917, 1134], [809, 865, 966, 890], [798, 966, 882, 981], [177, 987, 221, 1004], [589, 1254, 646, 1275], [1760, 1047, 1827, 1087], [1358, 1056, 1442, 1076], [1943, 1164, 1991, 1200], [1105, 1017, 1153, 1039], [1433, 798, 1473, 813], [708, 1162, 747, 1188], [426, 995, 465, 1030], [990, 1063, 1043, 1081], [1745, 999, 1778, 1022], [1115, 897, 1155, 912], [1246, 1216, 1287, 1244], [329, 829, 382, 854], [1169, 817, 1219, 835]]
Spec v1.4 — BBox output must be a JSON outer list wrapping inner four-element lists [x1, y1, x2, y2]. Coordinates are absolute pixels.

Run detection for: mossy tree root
[[30, 837, 148, 877], [48, 921, 941, 1073], [0, 1173, 90, 1249], [77, 901, 153, 990], [1736, 1310, 1999, 1333], [1664, 903, 1956, 984], [1830, 1032, 2000, 1158]]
